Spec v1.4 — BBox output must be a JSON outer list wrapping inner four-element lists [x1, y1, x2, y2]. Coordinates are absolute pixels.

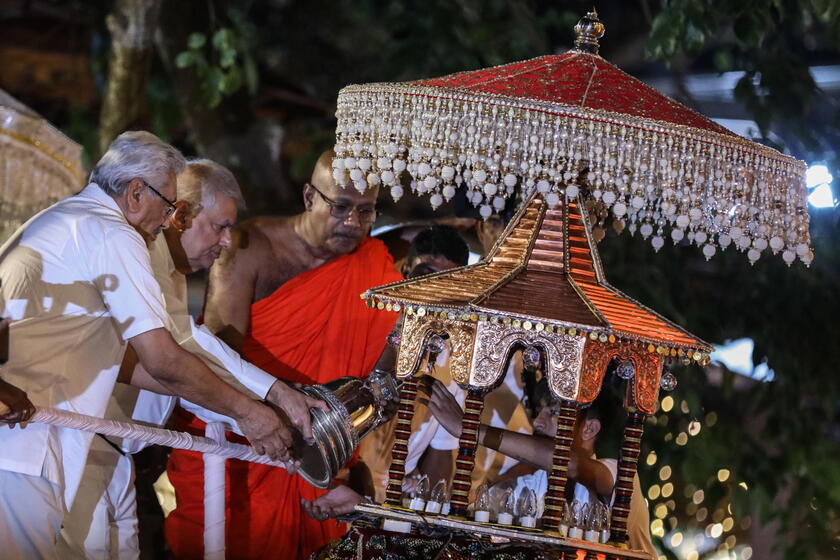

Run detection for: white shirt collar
[[79, 183, 126, 218]]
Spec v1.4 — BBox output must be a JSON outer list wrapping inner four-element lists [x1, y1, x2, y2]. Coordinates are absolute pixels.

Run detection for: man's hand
[[401, 472, 424, 495], [235, 401, 295, 462], [418, 377, 463, 438], [265, 380, 329, 444], [301, 485, 365, 521], [0, 378, 36, 427]]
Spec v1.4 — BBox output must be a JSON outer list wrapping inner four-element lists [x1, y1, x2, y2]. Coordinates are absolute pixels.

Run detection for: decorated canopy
[[334, 11, 811, 266]]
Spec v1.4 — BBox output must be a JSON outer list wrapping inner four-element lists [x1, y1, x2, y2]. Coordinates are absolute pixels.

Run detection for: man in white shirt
[[0, 132, 295, 559], [58, 159, 326, 559]]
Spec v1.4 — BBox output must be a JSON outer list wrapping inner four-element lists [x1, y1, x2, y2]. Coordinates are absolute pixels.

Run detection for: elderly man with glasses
[[57, 158, 328, 560], [165, 150, 403, 560], [0, 131, 296, 558]]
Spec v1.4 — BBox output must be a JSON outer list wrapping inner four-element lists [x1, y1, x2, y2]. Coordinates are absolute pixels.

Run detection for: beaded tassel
[[541, 401, 579, 530], [334, 80, 812, 266], [609, 410, 645, 545], [448, 389, 485, 517], [384, 377, 420, 506]]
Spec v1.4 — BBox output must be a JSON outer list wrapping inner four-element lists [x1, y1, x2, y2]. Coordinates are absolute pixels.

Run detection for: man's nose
[[219, 228, 233, 248], [342, 209, 362, 227]]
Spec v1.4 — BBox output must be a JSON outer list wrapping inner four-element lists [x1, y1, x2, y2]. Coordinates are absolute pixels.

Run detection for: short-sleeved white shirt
[[0, 183, 168, 508]]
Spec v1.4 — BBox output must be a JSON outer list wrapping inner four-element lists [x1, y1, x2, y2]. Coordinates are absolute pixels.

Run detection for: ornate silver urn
[[294, 370, 398, 488]]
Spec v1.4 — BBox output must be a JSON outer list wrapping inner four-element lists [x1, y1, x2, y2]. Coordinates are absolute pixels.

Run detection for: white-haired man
[[58, 159, 327, 560], [0, 132, 295, 558]]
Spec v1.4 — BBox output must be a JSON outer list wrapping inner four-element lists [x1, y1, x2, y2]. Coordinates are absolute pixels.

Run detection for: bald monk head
[[203, 150, 384, 350], [299, 150, 379, 258]]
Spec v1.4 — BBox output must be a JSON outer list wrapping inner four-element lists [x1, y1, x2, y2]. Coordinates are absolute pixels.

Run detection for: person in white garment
[[57, 158, 327, 559], [0, 132, 298, 559], [424, 373, 656, 556], [455, 194, 536, 498]]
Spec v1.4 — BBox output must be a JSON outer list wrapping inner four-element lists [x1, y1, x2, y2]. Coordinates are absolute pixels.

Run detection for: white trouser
[[0, 470, 64, 560], [57, 435, 139, 560]]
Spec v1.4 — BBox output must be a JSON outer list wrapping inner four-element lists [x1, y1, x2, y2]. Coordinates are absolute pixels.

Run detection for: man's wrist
[[266, 379, 287, 401], [480, 426, 504, 450], [230, 396, 262, 422]]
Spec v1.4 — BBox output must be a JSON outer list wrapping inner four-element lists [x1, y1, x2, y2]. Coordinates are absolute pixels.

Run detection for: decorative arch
[[579, 339, 663, 414], [469, 321, 584, 399], [395, 314, 476, 384]]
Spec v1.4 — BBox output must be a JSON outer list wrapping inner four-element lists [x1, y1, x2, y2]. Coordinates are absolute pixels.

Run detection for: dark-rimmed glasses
[[308, 183, 376, 224], [143, 180, 177, 218]]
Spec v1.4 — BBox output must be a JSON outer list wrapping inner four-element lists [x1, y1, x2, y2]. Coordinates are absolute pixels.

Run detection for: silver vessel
[[294, 371, 398, 488]]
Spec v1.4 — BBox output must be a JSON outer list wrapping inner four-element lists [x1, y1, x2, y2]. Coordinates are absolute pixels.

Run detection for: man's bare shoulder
[[219, 216, 293, 267]]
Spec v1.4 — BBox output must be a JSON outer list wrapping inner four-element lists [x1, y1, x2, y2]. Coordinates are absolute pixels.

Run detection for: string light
[[670, 531, 684, 547], [688, 420, 702, 436], [649, 485, 662, 500], [705, 411, 718, 426], [709, 523, 724, 538], [725, 535, 737, 549], [651, 519, 665, 537]]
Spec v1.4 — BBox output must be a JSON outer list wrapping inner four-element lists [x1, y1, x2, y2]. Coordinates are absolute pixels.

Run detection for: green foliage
[[250, 0, 582, 99], [174, 6, 258, 108], [647, 0, 840, 195]]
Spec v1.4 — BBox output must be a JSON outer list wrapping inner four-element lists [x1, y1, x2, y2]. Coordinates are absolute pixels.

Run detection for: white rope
[[29, 407, 288, 468], [204, 422, 226, 560], [30, 406, 292, 559]]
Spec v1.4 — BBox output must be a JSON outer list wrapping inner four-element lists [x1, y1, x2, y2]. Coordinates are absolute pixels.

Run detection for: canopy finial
[[574, 8, 605, 54]]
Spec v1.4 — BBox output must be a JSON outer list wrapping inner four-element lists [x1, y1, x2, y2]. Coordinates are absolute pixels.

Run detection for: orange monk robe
[[165, 237, 402, 560]]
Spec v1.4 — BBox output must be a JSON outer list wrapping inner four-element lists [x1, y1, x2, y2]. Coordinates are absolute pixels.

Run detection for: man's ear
[[169, 200, 192, 233], [124, 178, 146, 212], [581, 418, 601, 442], [302, 183, 315, 211]]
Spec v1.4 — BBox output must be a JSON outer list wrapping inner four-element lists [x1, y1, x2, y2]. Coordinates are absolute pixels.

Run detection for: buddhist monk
[[165, 151, 402, 560]]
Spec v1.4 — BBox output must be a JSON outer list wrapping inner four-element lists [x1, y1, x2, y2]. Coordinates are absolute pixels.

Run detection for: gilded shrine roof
[[364, 194, 711, 360]]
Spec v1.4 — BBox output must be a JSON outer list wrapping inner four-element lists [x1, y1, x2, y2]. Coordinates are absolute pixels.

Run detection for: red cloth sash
[[165, 238, 401, 560]]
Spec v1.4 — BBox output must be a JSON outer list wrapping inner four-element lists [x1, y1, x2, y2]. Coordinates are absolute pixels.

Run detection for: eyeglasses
[[143, 180, 178, 218], [308, 183, 377, 225]]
